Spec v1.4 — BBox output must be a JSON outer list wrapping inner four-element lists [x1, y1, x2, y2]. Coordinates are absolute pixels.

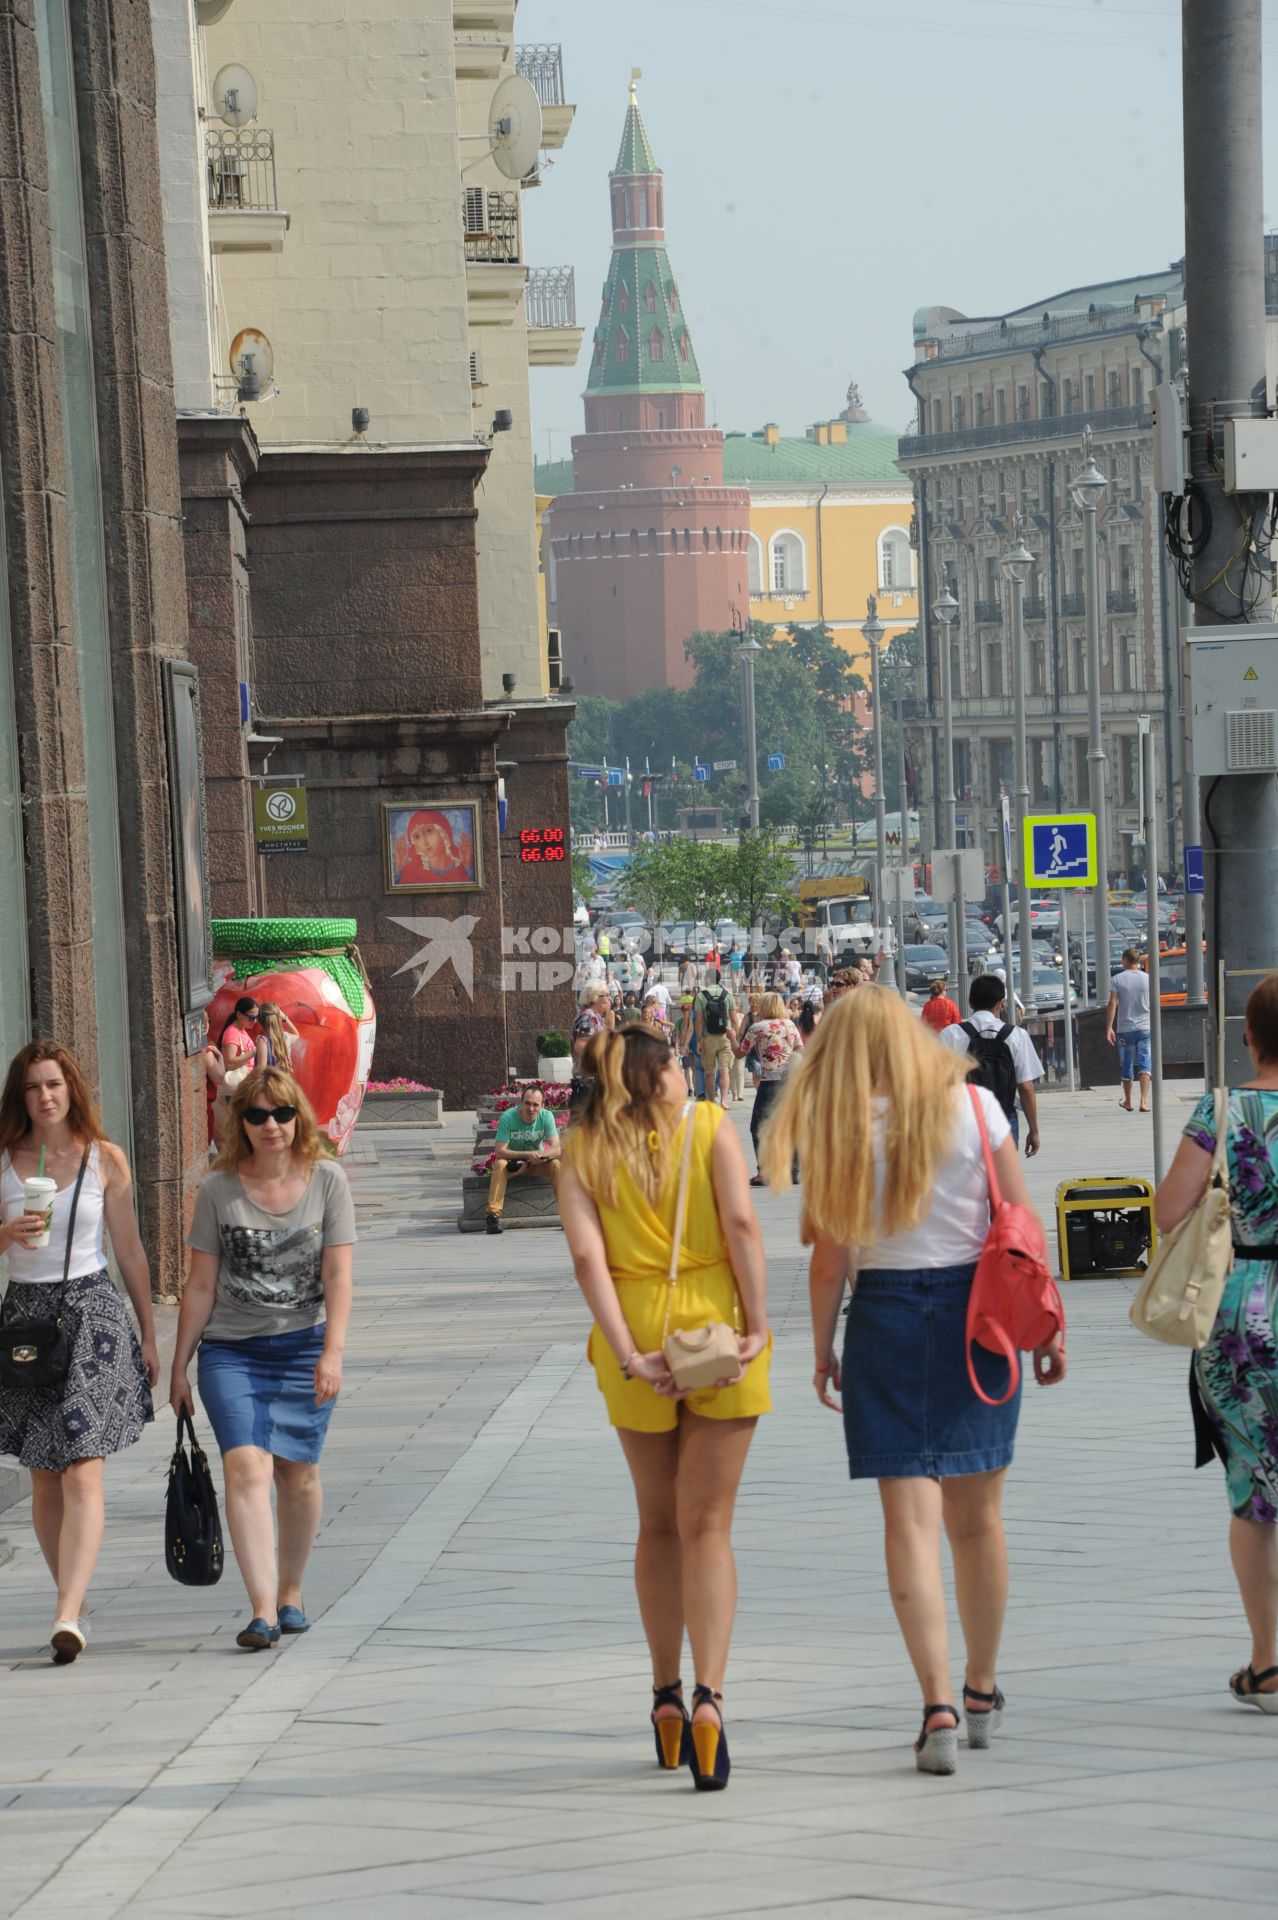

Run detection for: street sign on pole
[[575, 765, 605, 780], [253, 784, 308, 855], [693, 763, 710, 784], [767, 752, 785, 772], [606, 768, 624, 786], [930, 847, 984, 905], [712, 759, 738, 772], [1023, 812, 1098, 889], [1184, 845, 1205, 894]]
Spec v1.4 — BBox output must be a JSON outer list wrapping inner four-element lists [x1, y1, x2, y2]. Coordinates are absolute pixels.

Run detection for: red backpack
[[965, 1085, 1065, 1407]]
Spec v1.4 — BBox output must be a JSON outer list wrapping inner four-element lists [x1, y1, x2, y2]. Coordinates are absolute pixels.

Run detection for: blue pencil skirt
[[198, 1324, 335, 1464], [841, 1262, 1020, 1479]]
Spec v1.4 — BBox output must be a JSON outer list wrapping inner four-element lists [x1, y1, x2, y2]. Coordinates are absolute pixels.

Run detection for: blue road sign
[[606, 768, 624, 786], [575, 766, 605, 779], [1184, 845, 1204, 894], [694, 763, 710, 784], [1024, 812, 1097, 888], [767, 752, 785, 772]]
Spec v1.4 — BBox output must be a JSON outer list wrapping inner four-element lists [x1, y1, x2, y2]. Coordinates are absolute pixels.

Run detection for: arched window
[[617, 283, 629, 314], [878, 525, 915, 592], [715, 526, 724, 551], [629, 528, 639, 556], [657, 409, 665, 429], [648, 527, 659, 555], [678, 332, 691, 362], [615, 328, 630, 363], [648, 328, 664, 362], [769, 529, 807, 594], [643, 280, 657, 313], [592, 335, 604, 365], [668, 281, 679, 311]]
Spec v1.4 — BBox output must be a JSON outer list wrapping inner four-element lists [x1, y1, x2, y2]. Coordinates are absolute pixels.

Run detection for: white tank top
[[1, 1146, 107, 1284]]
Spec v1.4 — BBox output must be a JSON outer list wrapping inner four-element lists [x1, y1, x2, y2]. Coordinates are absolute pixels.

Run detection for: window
[[988, 738, 1013, 794], [770, 529, 807, 594], [1030, 637, 1046, 695], [618, 282, 629, 314], [746, 532, 764, 594], [638, 187, 649, 227], [952, 395, 965, 430], [1061, 377, 1074, 414], [1016, 384, 1030, 421], [995, 388, 1007, 425], [984, 641, 1004, 697], [643, 280, 657, 313], [1130, 365, 1143, 406], [1084, 372, 1095, 412], [648, 328, 664, 361], [1120, 635, 1139, 692], [1031, 741, 1052, 805], [656, 409, 664, 429], [1070, 549, 1084, 600], [984, 554, 1000, 602], [1108, 369, 1123, 409], [668, 282, 679, 311], [1040, 383, 1056, 418], [878, 526, 914, 591], [950, 636, 964, 699], [678, 331, 691, 362], [615, 328, 629, 362], [932, 398, 944, 434], [974, 392, 986, 427], [1071, 630, 1087, 693], [1118, 735, 1139, 805], [1074, 736, 1090, 805]]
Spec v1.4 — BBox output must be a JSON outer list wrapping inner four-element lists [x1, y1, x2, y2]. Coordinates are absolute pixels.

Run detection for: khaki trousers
[[486, 1155, 561, 1217]]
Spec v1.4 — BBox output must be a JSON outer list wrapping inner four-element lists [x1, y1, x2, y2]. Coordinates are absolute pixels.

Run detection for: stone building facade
[[543, 83, 752, 699], [897, 268, 1183, 875], [0, 0, 208, 1317]]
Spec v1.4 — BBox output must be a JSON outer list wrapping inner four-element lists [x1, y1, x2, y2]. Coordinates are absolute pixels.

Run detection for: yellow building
[[535, 385, 917, 682]]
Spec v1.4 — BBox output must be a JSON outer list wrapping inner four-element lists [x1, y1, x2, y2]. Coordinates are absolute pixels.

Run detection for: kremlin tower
[[544, 80, 750, 699]]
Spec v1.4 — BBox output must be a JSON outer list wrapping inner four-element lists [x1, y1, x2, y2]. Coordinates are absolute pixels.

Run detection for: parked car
[[902, 942, 950, 993]]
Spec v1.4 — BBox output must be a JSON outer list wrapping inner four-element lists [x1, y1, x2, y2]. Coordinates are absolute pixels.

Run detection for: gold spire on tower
[[629, 66, 642, 105]]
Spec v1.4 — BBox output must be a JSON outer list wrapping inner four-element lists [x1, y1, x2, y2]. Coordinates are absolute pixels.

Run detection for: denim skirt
[[842, 1262, 1020, 1479], [198, 1323, 334, 1464]]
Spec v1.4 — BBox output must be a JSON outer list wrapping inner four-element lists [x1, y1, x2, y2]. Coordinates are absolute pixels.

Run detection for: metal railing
[[206, 126, 280, 213], [516, 42, 565, 105], [1024, 598, 1047, 621], [898, 404, 1149, 461], [1060, 591, 1085, 616], [526, 265, 576, 328], [974, 598, 1002, 625], [463, 189, 520, 264], [922, 304, 1169, 364], [1107, 587, 1138, 613]]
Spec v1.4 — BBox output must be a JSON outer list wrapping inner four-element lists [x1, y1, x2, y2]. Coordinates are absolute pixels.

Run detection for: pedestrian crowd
[[3, 947, 1277, 1804]]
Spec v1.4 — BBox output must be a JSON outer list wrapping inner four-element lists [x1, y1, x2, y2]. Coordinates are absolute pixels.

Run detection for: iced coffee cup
[[23, 1176, 57, 1250]]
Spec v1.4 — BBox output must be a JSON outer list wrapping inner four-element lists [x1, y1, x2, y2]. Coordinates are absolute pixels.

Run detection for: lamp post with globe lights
[[734, 616, 762, 832], [932, 585, 966, 993], [1070, 433, 1110, 990], [864, 597, 898, 991], [1001, 528, 1037, 1017]]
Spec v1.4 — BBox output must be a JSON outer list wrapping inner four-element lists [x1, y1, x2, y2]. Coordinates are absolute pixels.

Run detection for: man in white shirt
[[645, 977, 671, 1017], [1106, 948, 1152, 1113], [939, 973, 1043, 1157]]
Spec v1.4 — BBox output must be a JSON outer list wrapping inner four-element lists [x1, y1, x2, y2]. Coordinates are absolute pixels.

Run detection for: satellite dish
[[487, 73, 543, 181], [229, 326, 273, 402], [212, 64, 258, 130]]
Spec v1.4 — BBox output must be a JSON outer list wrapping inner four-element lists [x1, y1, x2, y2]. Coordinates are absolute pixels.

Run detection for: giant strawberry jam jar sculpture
[[209, 918, 376, 1156]]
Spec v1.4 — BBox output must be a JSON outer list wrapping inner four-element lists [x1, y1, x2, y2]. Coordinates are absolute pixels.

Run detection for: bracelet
[[620, 1351, 641, 1380]]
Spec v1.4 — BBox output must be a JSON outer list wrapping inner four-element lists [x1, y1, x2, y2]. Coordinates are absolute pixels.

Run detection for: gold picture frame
[[382, 800, 484, 894]]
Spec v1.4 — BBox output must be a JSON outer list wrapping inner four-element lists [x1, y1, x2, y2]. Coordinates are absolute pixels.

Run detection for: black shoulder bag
[[165, 1408, 224, 1586], [0, 1149, 89, 1389]]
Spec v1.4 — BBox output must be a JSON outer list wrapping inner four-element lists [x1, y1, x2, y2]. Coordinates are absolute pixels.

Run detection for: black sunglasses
[[243, 1104, 297, 1127]]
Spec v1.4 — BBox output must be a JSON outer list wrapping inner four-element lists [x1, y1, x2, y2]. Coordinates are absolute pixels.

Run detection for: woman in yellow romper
[[558, 1026, 771, 1791]]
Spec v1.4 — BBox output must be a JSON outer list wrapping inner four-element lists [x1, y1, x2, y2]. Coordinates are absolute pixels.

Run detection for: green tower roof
[[586, 246, 702, 395], [613, 84, 659, 175]]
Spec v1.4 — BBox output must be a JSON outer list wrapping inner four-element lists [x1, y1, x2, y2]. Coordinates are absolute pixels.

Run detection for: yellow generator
[[1055, 1176, 1157, 1281]]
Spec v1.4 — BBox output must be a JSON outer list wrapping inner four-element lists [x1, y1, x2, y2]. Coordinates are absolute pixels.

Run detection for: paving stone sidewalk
[[3, 1084, 1277, 1919]]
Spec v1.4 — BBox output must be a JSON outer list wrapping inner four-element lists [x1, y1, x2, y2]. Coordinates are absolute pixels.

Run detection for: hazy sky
[[519, 0, 1278, 464]]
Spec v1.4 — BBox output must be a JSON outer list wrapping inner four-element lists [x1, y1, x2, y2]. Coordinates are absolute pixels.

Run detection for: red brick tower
[[545, 80, 750, 699]]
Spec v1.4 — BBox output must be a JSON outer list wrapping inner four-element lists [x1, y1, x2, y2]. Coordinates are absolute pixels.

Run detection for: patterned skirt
[[0, 1269, 154, 1471]]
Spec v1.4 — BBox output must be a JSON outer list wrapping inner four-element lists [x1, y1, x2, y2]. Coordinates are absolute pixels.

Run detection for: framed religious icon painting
[[382, 801, 483, 894]]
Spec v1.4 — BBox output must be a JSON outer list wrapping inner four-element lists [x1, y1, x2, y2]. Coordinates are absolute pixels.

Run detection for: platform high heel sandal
[[1229, 1664, 1278, 1713], [963, 1683, 1005, 1749], [686, 1684, 730, 1791], [651, 1681, 690, 1770], [914, 1705, 959, 1776]]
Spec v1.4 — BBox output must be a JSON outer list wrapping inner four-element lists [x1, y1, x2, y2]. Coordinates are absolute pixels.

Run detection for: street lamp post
[[890, 635, 912, 1003], [865, 597, 900, 991], [932, 586, 966, 997], [734, 613, 762, 831], [1001, 529, 1037, 1018], [1071, 434, 1111, 1000]]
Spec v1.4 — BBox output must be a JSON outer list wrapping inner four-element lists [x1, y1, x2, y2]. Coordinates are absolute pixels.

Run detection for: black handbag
[[0, 1150, 89, 1389], [165, 1408, 224, 1586]]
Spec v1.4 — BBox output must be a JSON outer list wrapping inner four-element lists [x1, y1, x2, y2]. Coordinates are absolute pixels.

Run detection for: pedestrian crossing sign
[[1023, 813, 1097, 887]]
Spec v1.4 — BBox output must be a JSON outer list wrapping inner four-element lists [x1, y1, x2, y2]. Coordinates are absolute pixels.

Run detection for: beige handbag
[[662, 1103, 742, 1391], [1129, 1089, 1234, 1348]]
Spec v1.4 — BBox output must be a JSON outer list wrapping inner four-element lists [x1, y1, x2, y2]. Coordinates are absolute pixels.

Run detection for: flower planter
[[537, 1054, 573, 1084], [457, 1172, 562, 1233], [359, 1088, 443, 1129]]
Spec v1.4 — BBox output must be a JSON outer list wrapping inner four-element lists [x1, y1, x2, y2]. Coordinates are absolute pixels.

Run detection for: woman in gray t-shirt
[[170, 1068, 356, 1650]]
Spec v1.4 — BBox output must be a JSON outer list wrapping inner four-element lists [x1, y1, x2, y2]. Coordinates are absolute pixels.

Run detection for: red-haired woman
[[397, 810, 473, 887], [0, 1043, 158, 1662]]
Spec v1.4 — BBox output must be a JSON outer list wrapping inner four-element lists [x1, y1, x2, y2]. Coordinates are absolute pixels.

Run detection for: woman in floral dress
[[733, 992, 802, 1186], [1155, 974, 1278, 1712]]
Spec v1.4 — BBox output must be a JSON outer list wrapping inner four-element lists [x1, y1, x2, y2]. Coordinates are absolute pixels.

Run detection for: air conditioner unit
[[463, 186, 490, 235]]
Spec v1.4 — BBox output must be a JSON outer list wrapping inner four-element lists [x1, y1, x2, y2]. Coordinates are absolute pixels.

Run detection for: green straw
[[37, 1146, 45, 1177]]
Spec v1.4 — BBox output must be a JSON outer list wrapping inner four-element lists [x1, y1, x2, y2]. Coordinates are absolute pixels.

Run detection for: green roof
[[614, 94, 659, 176], [586, 245, 702, 394], [534, 427, 905, 496]]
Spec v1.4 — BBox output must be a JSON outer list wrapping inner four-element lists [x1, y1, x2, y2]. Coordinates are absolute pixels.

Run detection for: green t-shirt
[[495, 1105, 559, 1154]]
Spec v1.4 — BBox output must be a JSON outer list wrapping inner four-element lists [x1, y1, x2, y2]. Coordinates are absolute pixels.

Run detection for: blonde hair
[[563, 1026, 678, 1208], [255, 1003, 293, 1070], [213, 1068, 327, 1172], [760, 988, 969, 1246], [756, 991, 788, 1021]]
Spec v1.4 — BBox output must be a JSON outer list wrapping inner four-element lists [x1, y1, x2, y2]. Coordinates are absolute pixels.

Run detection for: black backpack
[[701, 986, 730, 1036], [961, 1021, 1018, 1120]]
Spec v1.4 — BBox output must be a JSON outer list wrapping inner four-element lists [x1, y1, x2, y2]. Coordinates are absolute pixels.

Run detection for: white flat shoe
[[914, 1705, 958, 1775], [51, 1618, 87, 1664]]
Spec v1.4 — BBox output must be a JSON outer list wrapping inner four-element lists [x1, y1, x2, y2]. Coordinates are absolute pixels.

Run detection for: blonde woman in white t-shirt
[[762, 990, 1066, 1776]]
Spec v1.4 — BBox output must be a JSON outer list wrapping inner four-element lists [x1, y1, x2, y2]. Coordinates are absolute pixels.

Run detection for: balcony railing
[[898, 404, 1149, 461], [206, 126, 280, 212], [922, 306, 1167, 364], [1107, 587, 1138, 613], [974, 598, 1002, 625], [516, 41, 565, 105], [1060, 591, 1085, 616], [463, 189, 520, 264], [526, 264, 576, 328], [1023, 598, 1047, 621]]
